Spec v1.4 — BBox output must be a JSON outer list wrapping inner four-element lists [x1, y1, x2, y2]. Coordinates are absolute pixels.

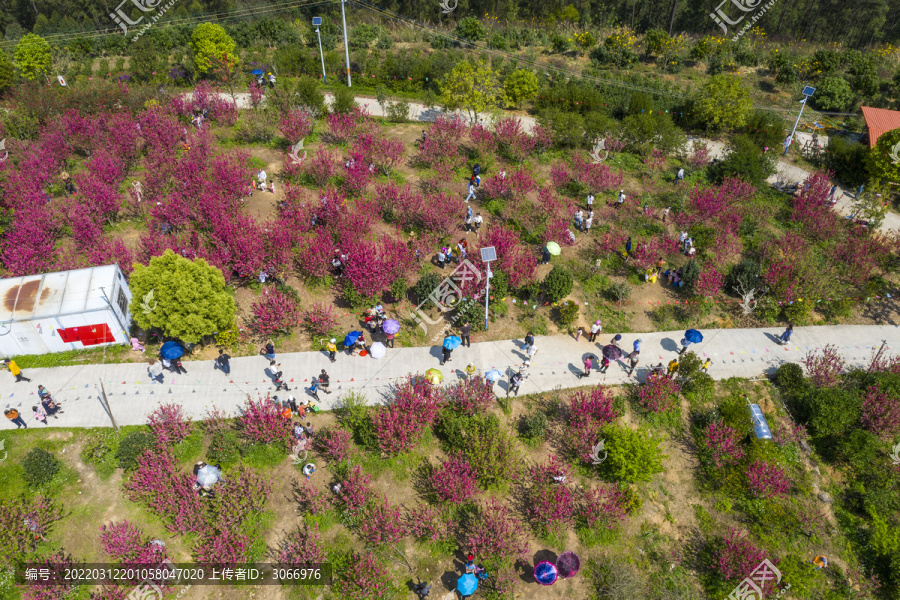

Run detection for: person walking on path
[[437, 249, 446, 269], [574, 209, 584, 231], [147, 360, 164, 384], [779, 324, 794, 345], [828, 185, 838, 203], [308, 379, 320, 402], [465, 207, 474, 232], [172, 359, 188, 375], [625, 237, 632, 259], [3, 359, 30, 382], [37, 385, 51, 401], [616, 190, 626, 209], [508, 370, 523, 397], [609, 334, 622, 348], [586, 193, 594, 211], [627, 351, 640, 376], [589, 320, 602, 343], [326, 338, 338, 362], [526, 343, 538, 361], [5, 408, 26, 429], [584, 210, 593, 232], [519, 360, 531, 379], [676, 168, 685, 185], [473, 213, 483, 231], [460, 322, 471, 348], [32, 405, 48, 426], [523, 332, 535, 353], [701, 358, 712, 373], [598, 355, 610, 374], [678, 337, 692, 355], [440, 345, 452, 366], [662, 206, 670, 222], [465, 181, 476, 203], [667, 358, 679, 379], [632, 338, 642, 357], [273, 365, 291, 391], [578, 355, 594, 379], [319, 370, 332, 394], [214, 349, 231, 375], [260, 340, 275, 361], [540, 246, 552, 265]]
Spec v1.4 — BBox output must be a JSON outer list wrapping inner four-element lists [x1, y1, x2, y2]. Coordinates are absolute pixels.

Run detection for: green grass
[[12, 345, 133, 369], [241, 443, 288, 469]]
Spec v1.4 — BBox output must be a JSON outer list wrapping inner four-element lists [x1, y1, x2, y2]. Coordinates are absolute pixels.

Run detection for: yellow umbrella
[[546, 242, 561, 256], [425, 368, 443, 384]]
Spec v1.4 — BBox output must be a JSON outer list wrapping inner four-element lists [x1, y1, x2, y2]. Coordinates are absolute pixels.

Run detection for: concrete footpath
[[3, 325, 898, 429]]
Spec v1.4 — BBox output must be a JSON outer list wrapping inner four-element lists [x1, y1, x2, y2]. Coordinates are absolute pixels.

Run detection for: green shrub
[[709, 134, 775, 187], [804, 388, 862, 437], [336, 391, 377, 450], [782, 300, 812, 325], [812, 76, 854, 112], [683, 372, 714, 404], [777, 555, 817, 598], [454, 17, 485, 42], [741, 110, 786, 151], [775, 363, 807, 396], [115, 430, 154, 471], [823, 136, 869, 188], [207, 430, 242, 467], [543, 267, 573, 303], [437, 412, 519, 486], [553, 303, 579, 327], [22, 448, 61, 487], [519, 411, 548, 443], [605, 282, 631, 305], [643, 29, 669, 56], [454, 299, 485, 331], [726, 259, 762, 294], [681, 260, 701, 287], [342, 282, 376, 310], [412, 272, 442, 304], [331, 86, 357, 114], [600, 425, 666, 483], [488, 32, 509, 50], [836, 428, 883, 474], [489, 270, 509, 300]]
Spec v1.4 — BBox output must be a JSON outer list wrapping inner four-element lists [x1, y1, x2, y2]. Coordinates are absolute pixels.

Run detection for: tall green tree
[[13, 33, 50, 81], [868, 128, 900, 185], [129, 250, 236, 344], [503, 69, 538, 109], [190, 22, 238, 74], [694, 74, 752, 132], [441, 60, 504, 122]]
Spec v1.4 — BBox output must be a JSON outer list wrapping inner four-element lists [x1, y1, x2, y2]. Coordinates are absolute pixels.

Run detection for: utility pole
[[867, 340, 888, 374], [313, 17, 327, 84], [98, 382, 119, 430], [784, 86, 815, 156], [340, 0, 352, 87]]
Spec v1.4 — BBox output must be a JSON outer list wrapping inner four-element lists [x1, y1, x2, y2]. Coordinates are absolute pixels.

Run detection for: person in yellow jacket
[[325, 339, 338, 363], [3, 359, 31, 382]]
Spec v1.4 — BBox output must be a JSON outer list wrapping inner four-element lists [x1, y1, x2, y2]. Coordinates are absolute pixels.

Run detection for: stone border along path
[[204, 90, 900, 233], [3, 324, 898, 428]]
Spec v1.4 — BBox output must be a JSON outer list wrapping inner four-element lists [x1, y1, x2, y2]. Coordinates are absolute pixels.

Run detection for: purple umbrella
[[602, 344, 624, 360], [556, 551, 580, 579], [534, 561, 558, 586], [382, 319, 400, 335]]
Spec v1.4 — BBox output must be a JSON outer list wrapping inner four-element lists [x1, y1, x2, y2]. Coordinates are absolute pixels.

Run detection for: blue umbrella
[[250, 69, 264, 75], [344, 331, 362, 347], [159, 341, 184, 360], [534, 561, 559, 585], [485, 368, 502, 382], [684, 329, 703, 344], [457, 573, 478, 596], [443, 336, 462, 350]]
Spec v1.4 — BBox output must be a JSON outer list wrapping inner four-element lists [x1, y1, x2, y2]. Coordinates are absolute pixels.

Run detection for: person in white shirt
[[473, 213, 483, 230], [465, 181, 476, 203], [574, 210, 584, 230], [616, 190, 626, 208], [257, 170, 267, 189], [589, 320, 602, 342], [584, 210, 593, 232], [586, 193, 594, 210]]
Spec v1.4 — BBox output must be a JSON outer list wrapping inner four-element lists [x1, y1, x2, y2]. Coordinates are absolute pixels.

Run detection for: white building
[[0, 264, 132, 357]]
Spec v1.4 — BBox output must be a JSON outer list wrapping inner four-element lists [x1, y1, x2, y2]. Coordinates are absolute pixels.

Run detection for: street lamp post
[[783, 85, 816, 156], [480, 247, 497, 332], [312, 17, 326, 85], [340, 0, 351, 87]]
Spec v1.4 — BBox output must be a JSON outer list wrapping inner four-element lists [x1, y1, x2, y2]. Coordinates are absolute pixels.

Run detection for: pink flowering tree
[[405, 503, 456, 543], [99, 521, 168, 565], [334, 466, 375, 518], [445, 376, 495, 415], [578, 484, 631, 531], [250, 287, 301, 336], [372, 377, 445, 455], [693, 267, 725, 298], [333, 552, 392, 599], [430, 453, 479, 503], [861, 385, 900, 440], [702, 421, 746, 470], [568, 385, 621, 463], [802, 344, 845, 388], [295, 480, 332, 515], [312, 425, 353, 463], [476, 225, 536, 289], [712, 530, 776, 591], [358, 497, 408, 546], [146, 402, 192, 448], [278, 524, 326, 564], [746, 459, 791, 499], [686, 140, 711, 170], [635, 375, 680, 414], [791, 171, 841, 241], [236, 395, 293, 449], [279, 109, 314, 143], [465, 497, 531, 561], [124, 448, 203, 534], [0, 496, 63, 558], [525, 456, 576, 535]]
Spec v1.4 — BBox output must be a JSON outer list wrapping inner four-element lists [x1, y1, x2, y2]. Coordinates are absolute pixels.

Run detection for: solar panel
[[312, 17, 322, 25], [801, 86, 815, 97], [480, 246, 497, 262]]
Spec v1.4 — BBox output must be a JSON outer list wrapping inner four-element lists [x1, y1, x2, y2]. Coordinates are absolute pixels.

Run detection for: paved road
[[4, 325, 896, 429]]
